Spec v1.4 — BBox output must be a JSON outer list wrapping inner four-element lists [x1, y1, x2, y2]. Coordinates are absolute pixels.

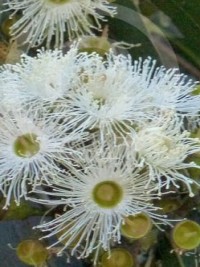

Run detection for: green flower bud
[[172, 220, 200, 250], [121, 213, 152, 239], [1, 15, 19, 38], [17, 240, 48, 266], [100, 248, 134, 267]]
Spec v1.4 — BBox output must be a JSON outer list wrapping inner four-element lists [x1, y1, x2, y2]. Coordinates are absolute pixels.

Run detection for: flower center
[[92, 181, 123, 208], [14, 133, 40, 158], [94, 97, 106, 108]]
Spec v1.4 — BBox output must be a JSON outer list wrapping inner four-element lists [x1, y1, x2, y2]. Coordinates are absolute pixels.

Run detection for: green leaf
[[107, 0, 179, 68], [108, 0, 161, 61], [146, 0, 200, 71]]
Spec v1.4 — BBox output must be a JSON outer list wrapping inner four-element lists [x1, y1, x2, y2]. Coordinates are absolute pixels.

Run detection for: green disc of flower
[[17, 240, 48, 266], [14, 133, 40, 158], [121, 213, 152, 239], [172, 220, 200, 250], [101, 248, 134, 267], [92, 181, 123, 208]]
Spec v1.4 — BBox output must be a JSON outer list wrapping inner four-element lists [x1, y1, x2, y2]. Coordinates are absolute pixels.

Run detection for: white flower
[[31, 143, 169, 261], [131, 116, 200, 197], [0, 47, 78, 104], [62, 52, 157, 142], [0, 67, 24, 107], [135, 58, 200, 117], [0, 104, 84, 207], [3, 0, 116, 48], [56, 52, 200, 143]]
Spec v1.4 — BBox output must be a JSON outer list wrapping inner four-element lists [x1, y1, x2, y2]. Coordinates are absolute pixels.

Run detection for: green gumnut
[[17, 240, 48, 266], [172, 220, 200, 250], [100, 248, 134, 267], [1, 15, 19, 38], [121, 213, 152, 239]]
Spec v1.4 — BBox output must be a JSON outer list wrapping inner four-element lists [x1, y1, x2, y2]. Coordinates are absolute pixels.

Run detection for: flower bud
[[100, 248, 134, 267], [17, 240, 48, 266], [121, 213, 152, 239], [1, 15, 19, 38], [172, 220, 200, 250]]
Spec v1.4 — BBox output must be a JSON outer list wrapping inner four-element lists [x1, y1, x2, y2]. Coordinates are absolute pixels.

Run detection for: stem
[[175, 252, 186, 267], [144, 249, 154, 267], [164, 232, 186, 267]]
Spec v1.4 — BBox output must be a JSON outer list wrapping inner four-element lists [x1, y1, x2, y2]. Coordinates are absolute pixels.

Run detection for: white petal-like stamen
[[30, 144, 170, 261], [0, 104, 85, 207], [58, 53, 200, 143], [1, 48, 199, 141], [130, 116, 200, 196], [135, 58, 200, 116], [0, 47, 78, 104], [62, 53, 159, 142], [3, 0, 116, 48]]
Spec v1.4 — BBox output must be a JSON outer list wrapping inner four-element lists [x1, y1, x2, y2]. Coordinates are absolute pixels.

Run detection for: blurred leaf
[[108, 0, 160, 60], [148, 0, 200, 70], [107, 0, 179, 68]]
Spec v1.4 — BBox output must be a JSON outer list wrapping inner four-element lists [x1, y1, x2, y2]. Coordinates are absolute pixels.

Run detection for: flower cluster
[[0, 45, 200, 263]]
